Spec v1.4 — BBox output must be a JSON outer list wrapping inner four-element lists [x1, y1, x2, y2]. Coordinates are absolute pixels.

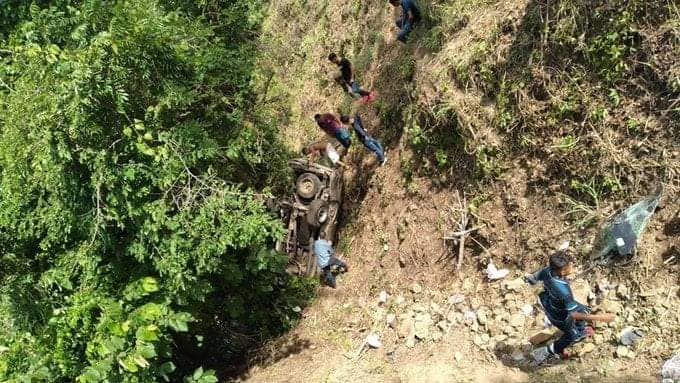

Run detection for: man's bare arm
[[572, 312, 615, 323]]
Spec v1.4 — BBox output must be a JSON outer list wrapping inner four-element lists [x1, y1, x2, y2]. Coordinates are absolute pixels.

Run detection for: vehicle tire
[[306, 199, 329, 227], [296, 173, 322, 199]]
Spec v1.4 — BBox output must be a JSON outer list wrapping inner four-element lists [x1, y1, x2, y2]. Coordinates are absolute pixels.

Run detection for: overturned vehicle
[[274, 158, 343, 276]]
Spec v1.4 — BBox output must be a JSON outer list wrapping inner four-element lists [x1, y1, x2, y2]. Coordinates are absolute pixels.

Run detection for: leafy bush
[[0, 1, 306, 381]]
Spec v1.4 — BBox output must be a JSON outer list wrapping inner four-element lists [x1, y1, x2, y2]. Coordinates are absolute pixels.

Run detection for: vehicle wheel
[[306, 199, 329, 227], [296, 173, 322, 199]]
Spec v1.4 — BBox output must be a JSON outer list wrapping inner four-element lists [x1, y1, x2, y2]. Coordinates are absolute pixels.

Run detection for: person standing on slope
[[525, 249, 615, 364], [389, 0, 421, 43], [315, 113, 352, 149], [328, 53, 375, 102], [340, 114, 386, 166], [313, 231, 348, 288]]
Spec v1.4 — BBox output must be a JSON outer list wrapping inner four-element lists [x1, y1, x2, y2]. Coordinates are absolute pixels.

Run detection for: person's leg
[[364, 138, 385, 163], [551, 321, 581, 356], [328, 256, 348, 272], [397, 19, 413, 43], [396, 18, 404, 29], [336, 129, 351, 149], [322, 266, 336, 288]]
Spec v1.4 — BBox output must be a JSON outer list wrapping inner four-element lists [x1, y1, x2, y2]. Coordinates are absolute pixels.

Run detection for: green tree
[[0, 1, 309, 381]]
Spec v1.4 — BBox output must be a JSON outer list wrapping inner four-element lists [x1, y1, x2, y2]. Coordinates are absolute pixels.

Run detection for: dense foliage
[[0, 1, 310, 381]]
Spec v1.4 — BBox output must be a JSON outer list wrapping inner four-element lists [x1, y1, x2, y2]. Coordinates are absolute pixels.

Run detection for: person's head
[[340, 115, 350, 124], [388, 0, 401, 6], [319, 231, 326, 240], [328, 52, 339, 64], [314, 113, 321, 122], [549, 250, 573, 277]]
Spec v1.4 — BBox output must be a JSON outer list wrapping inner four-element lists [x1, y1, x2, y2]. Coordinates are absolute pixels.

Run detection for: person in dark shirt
[[389, 0, 422, 43], [314, 113, 352, 148], [328, 53, 375, 101], [340, 114, 386, 166], [525, 249, 615, 364]]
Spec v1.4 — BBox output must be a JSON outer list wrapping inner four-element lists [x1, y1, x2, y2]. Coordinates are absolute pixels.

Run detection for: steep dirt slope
[[241, 0, 680, 382]]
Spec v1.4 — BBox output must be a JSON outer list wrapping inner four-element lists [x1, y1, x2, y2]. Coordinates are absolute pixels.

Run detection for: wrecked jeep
[[274, 158, 343, 276]]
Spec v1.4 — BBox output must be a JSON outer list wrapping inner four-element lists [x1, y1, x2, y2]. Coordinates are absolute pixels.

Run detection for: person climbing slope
[[302, 141, 347, 168], [313, 231, 348, 288], [328, 53, 375, 102], [340, 114, 386, 166], [315, 113, 352, 149], [389, 0, 421, 43], [525, 248, 615, 364]]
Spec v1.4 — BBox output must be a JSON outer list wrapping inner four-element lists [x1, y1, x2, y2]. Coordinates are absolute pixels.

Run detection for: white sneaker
[[531, 346, 558, 365], [380, 155, 387, 166]]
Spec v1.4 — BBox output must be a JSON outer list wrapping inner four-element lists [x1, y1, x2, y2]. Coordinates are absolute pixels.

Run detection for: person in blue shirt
[[313, 231, 348, 288], [389, 0, 422, 43], [340, 114, 386, 166], [525, 249, 615, 364]]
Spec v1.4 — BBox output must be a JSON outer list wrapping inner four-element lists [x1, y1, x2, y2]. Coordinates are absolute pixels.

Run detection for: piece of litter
[[619, 327, 644, 346], [521, 304, 534, 317], [486, 260, 510, 280], [378, 291, 389, 304], [616, 237, 625, 247], [662, 354, 680, 380], [292, 306, 301, 313], [366, 334, 382, 349]]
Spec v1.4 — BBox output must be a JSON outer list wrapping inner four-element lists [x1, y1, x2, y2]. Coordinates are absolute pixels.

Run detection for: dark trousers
[[552, 320, 587, 354], [322, 257, 347, 288], [396, 18, 414, 42]]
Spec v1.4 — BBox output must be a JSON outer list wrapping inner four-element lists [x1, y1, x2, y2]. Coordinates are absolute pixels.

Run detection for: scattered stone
[[462, 278, 474, 292], [397, 318, 414, 338], [366, 334, 382, 349], [529, 329, 560, 345], [477, 310, 488, 325], [386, 313, 396, 328], [431, 331, 443, 342], [437, 320, 449, 332], [411, 283, 422, 294], [447, 294, 465, 305], [469, 298, 482, 310], [600, 299, 623, 314], [414, 313, 432, 340], [510, 313, 525, 328], [521, 304, 534, 317], [617, 284, 629, 299], [511, 350, 525, 362], [594, 334, 604, 345], [463, 310, 477, 324], [571, 279, 592, 304], [619, 327, 644, 346], [430, 302, 441, 314], [383, 243, 389, 252], [378, 291, 388, 305], [503, 278, 525, 292], [662, 354, 680, 380], [615, 345, 629, 358], [473, 335, 485, 346], [412, 303, 427, 313], [580, 343, 596, 355], [394, 295, 405, 305], [481, 333, 490, 343], [494, 334, 508, 342], [454, 352, 463, 362], [405, 335, 416, 348]]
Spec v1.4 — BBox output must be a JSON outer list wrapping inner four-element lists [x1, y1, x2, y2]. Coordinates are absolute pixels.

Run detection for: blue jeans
[[539, 291, 589, 354], [396, 18, 413, 43], [364, 137, 384, 163]]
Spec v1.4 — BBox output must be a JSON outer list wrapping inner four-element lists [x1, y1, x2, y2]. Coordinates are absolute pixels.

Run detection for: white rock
[[386, 313, 396, 327], [615, 346, 629, 358], [405, 335, 416, 348], [463, 310, 477, 324], [411, 283, 422, 294], [447, 294, 465, 305], [378, 291, 389, 304], [454, 352, 462, 362], [292, 306, 301, 313], [662, 354, 680, 380], [366, 334, 382, 349], [521, 304, 534, 317], [511, 350, 525, 361], [503, 278, 525, 292], [486, 260, 510, 280], [477, 310, 488, 325], [395, 295, 405, 305]]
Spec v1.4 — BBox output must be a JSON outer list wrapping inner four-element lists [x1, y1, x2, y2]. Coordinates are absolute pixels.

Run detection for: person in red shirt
[[314, 113, 352, 148]]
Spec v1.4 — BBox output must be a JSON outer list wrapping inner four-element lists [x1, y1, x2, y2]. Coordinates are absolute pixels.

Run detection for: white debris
[[662, 354, 680, 380], [486, 260, 510, 280], [463, 310, 477, 324], [447, 294, 465, 305], [521, 304, 534, 317], [365, 334, 382, 349], [292, 306, 302, 313], [619, 327, 644, 346], [378, 291, 389, 305]]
